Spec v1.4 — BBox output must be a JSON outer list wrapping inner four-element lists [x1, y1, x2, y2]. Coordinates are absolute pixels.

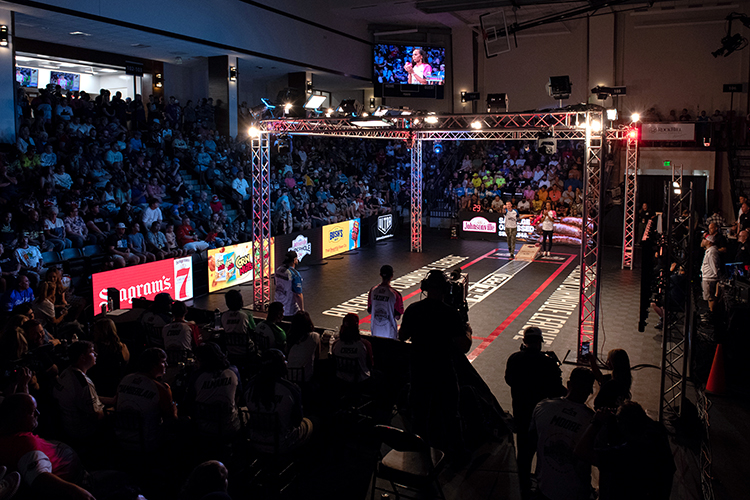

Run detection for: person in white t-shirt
[[221, 290, 256, 358], [503, 201, 520, 259], [274, 251, 303, 318], [142, 198, 163, 229], [285, 311, 320, 384], [533, 201, 557, 257], [529, 367, 596, 500], [231, 171, 250, 202], [366, 265, 404, 340], [54, 340, 109, 441]]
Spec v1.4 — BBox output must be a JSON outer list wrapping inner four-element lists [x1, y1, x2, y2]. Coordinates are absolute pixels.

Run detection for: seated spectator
[[0, 243, 20, 294], [176, 217, 209, 254], [115, 348, 177, 452], [40, 144, 57, 168], [331, 313, 373, 385], [127, 222, 155, 263], [22, 209, 51, 251], [232, 171, 250, 202], [0, 212, 17, 247], [145, 177, 165, 204], [220, 289, 256, 356], [106, 222, 142, 268], [244, 349, 313, 455], [162, 300, 201, 353], [42, 207, 71, 251], [210, 195, 223, 214], [254, 301, 286, 351], [63, 205, 91, 248], [83, 202, 110, 240], [2, 275, 34, 312], [53, 340, 110, 441], [180, 460, 231, 500], [0, 393, 96, 500], [87, 318, 130, 398], [140, 292, 173, 338], [184, 342, 242, 437], [31, 282, 67, 330], [52, 165, 73, 190], [517, 198, 531, 214], [285, 311, 320, 384]]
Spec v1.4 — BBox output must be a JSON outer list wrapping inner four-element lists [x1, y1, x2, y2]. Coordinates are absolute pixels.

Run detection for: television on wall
[[15, 67, 38, 88], [373, 44, 445, 99], [49, 71, 80, 92]]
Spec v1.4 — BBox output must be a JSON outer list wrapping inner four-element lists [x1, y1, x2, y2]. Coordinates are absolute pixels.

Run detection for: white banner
[[641, 122, 695, 141]]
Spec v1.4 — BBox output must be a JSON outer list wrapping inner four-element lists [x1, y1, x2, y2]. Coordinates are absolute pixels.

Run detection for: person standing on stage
[[399, 270, 472, 458], [274, 251, 303, 319], [505, 327, 565, 498], [367, 265, 404, 340], [503, 201, 520, 259], [533, 201, 557, 257]]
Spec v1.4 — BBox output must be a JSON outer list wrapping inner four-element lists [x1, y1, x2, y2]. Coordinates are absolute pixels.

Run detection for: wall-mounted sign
[[462, 216, 497, 233]]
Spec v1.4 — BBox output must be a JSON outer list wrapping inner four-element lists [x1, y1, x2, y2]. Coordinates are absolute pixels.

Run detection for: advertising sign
[[289, 235, 312, 262], [641, 123, 695, 141], [375, 214, 394, 241], [208, 242, 255, 293], [274, 229, 320, 267], [322, 219, 361, 258], [462, 216, 497, 233], [92, 257, 194, 311]]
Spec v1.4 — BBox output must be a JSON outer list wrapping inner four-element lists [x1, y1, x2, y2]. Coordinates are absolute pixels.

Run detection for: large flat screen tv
[[373, 44, 445, 99], [16, 67, 38, 88], [50, 71, 80, 92]]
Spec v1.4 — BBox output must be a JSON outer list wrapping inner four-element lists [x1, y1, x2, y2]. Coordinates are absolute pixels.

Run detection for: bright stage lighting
[[424, 116, 439, 124], [631, 113, 640, 122], [591, 120, 602, 132], [606, 109, 618, 121], [303, 95, 327, 110], [352, 119, 393, 128], [628, 129, 638, 140], [470, 121, 482, 130], [248, 126, 261, 138]]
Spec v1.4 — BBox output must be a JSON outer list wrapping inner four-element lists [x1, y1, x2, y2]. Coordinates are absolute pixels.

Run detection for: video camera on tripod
[[421, 268, 470, 323]]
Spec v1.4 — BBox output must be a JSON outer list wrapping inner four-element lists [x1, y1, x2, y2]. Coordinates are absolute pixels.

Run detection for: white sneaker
[[0, 470, 21, 500]]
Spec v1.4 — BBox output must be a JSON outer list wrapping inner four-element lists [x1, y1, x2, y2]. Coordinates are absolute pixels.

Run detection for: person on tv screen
[[404, 48, 432, 84]]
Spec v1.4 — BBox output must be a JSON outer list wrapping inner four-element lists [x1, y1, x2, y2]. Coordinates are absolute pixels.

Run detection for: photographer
[[399, 270, 472, 458]]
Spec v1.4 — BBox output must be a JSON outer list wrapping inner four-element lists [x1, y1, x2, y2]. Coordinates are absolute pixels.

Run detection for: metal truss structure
[[659, 165, 694, 423], [621, 129, 640, 269], [251, 134, 272, 310], [253, 111, 632, 351]]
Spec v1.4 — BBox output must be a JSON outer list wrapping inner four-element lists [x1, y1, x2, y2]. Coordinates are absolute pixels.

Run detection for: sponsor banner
[[458, 212, 500, 240], [498, 217, 536, 240], [208, 242, 255, 293], [641, 122, 695, 141], [322, 219, 360, 258], [274, 228, 322, 265], [92, 258, 194, 311], [463, 216, 497, 233], [375, 214, 394, 241]]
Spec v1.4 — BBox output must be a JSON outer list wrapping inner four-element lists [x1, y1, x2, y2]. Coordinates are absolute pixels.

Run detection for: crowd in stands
[[447, 141, 586, 217]]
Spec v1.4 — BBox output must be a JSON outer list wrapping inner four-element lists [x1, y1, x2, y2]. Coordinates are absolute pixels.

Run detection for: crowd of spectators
[[447, 141, 586, 218]]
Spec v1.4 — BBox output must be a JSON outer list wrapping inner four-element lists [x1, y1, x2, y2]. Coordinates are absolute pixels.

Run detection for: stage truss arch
[[253, 111, 636, 361]]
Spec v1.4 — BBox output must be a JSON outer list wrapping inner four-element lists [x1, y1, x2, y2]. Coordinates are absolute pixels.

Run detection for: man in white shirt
[[54, 340, 108, 441], [701, 235, 721, 312], [529, 367, 596, 500], [367, 265, 404, 340], [274, 251, 303, 318], [232, 171, 250, 201], [504, 201, 520, 259], [55, 98, 73, 122], [142, 198, 164, 230]]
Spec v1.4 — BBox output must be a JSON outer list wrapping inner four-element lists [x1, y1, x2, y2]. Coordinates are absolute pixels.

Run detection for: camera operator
[[505, 327, 565, 498], [399, 270, 472, 459]]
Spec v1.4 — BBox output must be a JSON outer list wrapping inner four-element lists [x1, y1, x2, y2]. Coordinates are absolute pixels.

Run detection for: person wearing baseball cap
[[273, 251, 303, 318], [105, 222, 142, 268], [505, 326, 565, 497]]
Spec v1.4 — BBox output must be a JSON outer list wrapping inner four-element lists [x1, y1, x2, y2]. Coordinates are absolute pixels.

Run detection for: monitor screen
[[50, 71, 80, 92], [15, 67, 38, 88], [374, 44, 445, 86]]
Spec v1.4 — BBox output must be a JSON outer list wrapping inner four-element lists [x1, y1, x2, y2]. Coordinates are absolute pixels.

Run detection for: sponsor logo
[[289, 235, 312, 262], [462, 216, 497, 233], [330, 229, 344, 241], [376, 214, 394, 241]]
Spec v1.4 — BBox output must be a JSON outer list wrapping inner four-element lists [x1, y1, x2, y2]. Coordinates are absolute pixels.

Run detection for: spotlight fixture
[[631, 113, 640, 122], [433, 142, 443, 154], [336, 99, 363, 117], [591, 85, 627, 100], [590, 119, 602, 132], [351, 119, 393, 128], [424, 115, 439, 124], [248, 126, 261, 138], [628, 129, 638, 140], [712, 13, 750, 57], [0, 25, 8, 47], [154, 73, 163, 88], [303, 94, 327, 110], [369, 97, 375, 109], [470, 120, 482, 130], [548, 76, 572, 100], [606, 109, 618, 121], [229, 66, 237, 81]]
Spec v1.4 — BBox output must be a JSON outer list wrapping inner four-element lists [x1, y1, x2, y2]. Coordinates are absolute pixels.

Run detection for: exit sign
[[664, 160, 671, 167]]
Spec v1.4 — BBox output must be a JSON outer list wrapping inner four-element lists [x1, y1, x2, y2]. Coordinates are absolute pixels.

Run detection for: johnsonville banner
[[92, 257, 194, 310]]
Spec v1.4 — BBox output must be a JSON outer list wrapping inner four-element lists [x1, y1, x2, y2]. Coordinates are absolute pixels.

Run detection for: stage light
[[362, 112, 369, 117], [486, 93, 508, 113], [631, 113, 640, 122], [325, 108, 334, 117], [373, 106, 388, 117], [229, 66, 237, 81], [674, 188, 682, 195], [591, 120, 602, 132], [434, 142, 443, 154], [352, 119, 393, 128], [413, 118, 420, 124], [606, 109, 618, 121], [672, 181, 680, 188], [303, 95, 326, 110], [461, 91, 467, 103], [0, 26, 8, 47], [248, 126, 261, 138], [284, 103, 292, 113], [369, 97, 375, 109], [470, 121, 482, 130], [628, 129, 638, 140], [424, 116, 439, 124]]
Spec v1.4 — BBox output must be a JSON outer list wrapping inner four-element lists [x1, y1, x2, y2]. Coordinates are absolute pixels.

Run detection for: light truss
[[659, 169, 693, 423], [411, 137, 423, 252], [254, 110, 633, 357], [578, 112, 605, 361], [621, 127, 640, 269], [251, 133, 272, 310]]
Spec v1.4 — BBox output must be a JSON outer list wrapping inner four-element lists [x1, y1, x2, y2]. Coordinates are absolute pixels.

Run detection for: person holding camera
[[505, 327, 565, 498], [399, 270, 472, 458]]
